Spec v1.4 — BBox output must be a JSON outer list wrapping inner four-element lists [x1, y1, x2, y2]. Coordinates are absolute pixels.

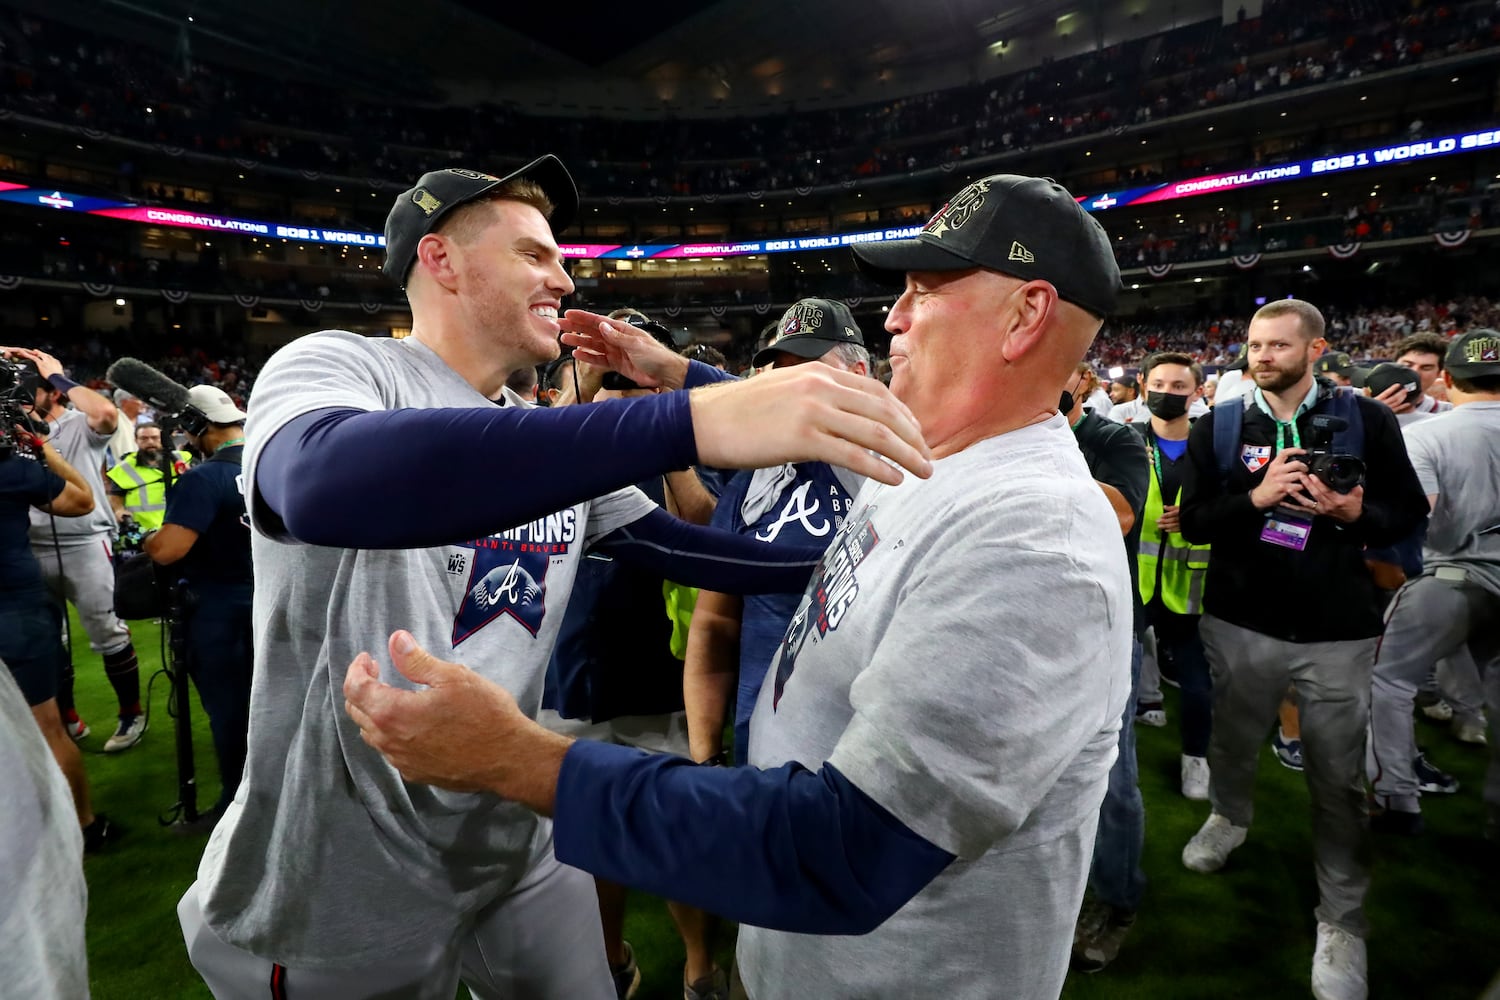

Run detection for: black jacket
[[1179, 378, 1428, 642]]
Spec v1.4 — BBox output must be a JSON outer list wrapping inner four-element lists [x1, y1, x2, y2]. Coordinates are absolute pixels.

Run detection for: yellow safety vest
[[1138, 438, 1211, 615], [106, 450, 191, 532]]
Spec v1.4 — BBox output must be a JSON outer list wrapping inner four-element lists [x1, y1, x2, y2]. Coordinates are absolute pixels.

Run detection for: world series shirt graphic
[[450, 510, 578, 645], [771, 505, 881, 707]]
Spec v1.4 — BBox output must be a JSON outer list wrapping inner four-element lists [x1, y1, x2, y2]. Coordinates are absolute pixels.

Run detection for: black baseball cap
[[1446, 328, 1500, 379], [752, 298, 865, 368], [850, 174, 1121, 317], [1315, 350, 1372, 384], [1112, 374, 1139, 391], [382, 156, 579, 287], [1363, 362, 1423, 405]]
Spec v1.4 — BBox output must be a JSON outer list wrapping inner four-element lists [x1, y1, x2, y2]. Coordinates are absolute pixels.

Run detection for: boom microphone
[[106, 358, 196, 415], [106, 357, 209, 434]]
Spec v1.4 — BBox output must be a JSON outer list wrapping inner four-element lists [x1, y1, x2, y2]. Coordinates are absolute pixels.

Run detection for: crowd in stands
[[2, 0, 1496, 200], [1087, 296, 1500, 369], [19, 294, 1493, 400], [1111, 178, 1500, 268]]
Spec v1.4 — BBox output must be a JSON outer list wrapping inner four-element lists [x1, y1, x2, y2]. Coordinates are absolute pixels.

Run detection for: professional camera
[[1304, 414, 1365, 494], [0, 356, 44, 461]]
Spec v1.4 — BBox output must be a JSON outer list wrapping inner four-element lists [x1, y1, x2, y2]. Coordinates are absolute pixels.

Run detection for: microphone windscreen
[[105, 358, 194, 414]]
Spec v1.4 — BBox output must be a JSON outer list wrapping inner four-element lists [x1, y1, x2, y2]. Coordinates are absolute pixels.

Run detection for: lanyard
[[1147, 432, 1182, 504], [1273, 419, 1301, 453]]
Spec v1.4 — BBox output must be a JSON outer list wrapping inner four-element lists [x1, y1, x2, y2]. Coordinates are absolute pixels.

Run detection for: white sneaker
[[1181, 755, 1210, 801], [1182, 813, 1246, 873], [1420, 699, 1454, 722], [103, 714, 147, 752], [1452, 718, 1488, 746], [1311, 922, 1367, 1000]]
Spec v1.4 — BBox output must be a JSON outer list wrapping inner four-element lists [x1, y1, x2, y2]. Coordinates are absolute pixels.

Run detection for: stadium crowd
[[1, 1, 1497, 197]]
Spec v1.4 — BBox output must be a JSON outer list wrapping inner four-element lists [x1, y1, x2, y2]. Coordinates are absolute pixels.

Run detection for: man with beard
[[6, 347, 148, 752], [1175, 299, 1427, 1000], [106, 423, 192, 534]]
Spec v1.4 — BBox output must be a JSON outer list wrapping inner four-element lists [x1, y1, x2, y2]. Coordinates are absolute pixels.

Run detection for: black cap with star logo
[[850, 174, 1121, 318], [383, 156, 578, 287], [752, 298, 865, 368]]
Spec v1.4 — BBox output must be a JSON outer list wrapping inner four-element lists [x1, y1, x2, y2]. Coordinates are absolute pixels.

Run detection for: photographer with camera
[[1176, 299, 1428, 1000], [3, 346, 148, 752], [142, 386, 253, 821], [0, 369, 116, 850]]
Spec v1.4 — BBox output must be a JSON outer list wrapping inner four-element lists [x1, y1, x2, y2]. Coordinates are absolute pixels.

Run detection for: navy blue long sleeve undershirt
[[255, 397, 822, 593], [257, 395, 697, 549], [554, 741, 955, 935]]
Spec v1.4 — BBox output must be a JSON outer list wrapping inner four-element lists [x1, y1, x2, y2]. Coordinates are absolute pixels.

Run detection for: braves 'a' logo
[[472, 560, 540, 608], [756, 482, 832, 543], [452, 545, 556, 644]]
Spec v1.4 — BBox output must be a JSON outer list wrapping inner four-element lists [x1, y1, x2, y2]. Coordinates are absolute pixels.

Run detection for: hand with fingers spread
[[559, 310, 690, 390], [688, 364, 933, 486], [343, 631, 569, 809], [1248, 448, 1310, 510]]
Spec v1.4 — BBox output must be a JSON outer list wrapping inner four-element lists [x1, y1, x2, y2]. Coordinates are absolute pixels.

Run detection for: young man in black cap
[[344, 172, 1132, 1000], [1367, 329, 1500, 836], [176, 157, 931, 999]]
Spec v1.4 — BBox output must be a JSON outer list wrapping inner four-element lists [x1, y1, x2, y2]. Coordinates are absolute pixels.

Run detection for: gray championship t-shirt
[[0, 662, 89, 1000], [196, 331, 654, 967], [28, 408, 114, 541], [1403, 401, 1500, 597], [742, 415, 1133, 1000]]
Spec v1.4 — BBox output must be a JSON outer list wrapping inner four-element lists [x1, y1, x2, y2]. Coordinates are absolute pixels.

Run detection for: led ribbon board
[[6, 124, 1495, 257]]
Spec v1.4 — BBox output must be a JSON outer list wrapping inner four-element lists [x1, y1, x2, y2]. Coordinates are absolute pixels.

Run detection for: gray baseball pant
[[1368, 572, 1500, 811], [1200, 614, 1376, 936], [33, 535, 131, 655]]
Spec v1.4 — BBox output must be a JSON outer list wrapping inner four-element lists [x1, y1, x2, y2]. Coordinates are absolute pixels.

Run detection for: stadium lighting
[[114, 298, 125, 306], [1108, 366, 1125, 378]]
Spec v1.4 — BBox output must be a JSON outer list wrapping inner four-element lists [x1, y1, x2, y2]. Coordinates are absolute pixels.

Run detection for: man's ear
[[414, 233, 461, 292], [998, 282, 1056, 365]]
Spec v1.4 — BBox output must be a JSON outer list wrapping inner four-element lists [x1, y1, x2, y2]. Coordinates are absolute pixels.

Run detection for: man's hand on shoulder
[[687, 365, 932, 487]]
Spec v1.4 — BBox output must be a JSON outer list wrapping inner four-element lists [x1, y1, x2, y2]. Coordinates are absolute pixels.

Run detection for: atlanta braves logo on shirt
[[756, 481, 833, 543], [1241, 444, 1272, 473], [451, 511, 578, 644]]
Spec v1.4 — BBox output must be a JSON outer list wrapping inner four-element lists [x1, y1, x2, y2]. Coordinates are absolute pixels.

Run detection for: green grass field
[[72, 614, 1497, 999]]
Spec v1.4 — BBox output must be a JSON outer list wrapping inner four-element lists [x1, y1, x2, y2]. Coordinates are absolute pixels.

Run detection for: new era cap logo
[[1008, 241, 1035, 263]]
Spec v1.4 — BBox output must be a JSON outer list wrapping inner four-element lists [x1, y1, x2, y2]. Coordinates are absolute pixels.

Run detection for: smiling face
[[434, 197, 575, 369], [883, 268, 1017, 440]]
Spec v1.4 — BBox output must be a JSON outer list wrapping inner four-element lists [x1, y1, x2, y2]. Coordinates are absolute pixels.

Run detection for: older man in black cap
[[176, 157, 930, 1000], [342, 173, 1131, 1000]]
